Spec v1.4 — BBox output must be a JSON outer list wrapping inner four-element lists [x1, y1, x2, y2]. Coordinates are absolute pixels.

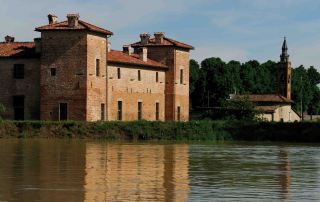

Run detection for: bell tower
[[277, 37, 292, 100]]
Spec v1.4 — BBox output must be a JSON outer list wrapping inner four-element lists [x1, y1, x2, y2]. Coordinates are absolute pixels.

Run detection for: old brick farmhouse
[[0, 14, 193, 121]]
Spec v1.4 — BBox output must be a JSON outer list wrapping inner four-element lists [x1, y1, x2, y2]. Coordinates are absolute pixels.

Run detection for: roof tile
[[108, 50, 167, 69], [0, 42, 38, 58], [35, 20, 113, 35], [131, 37, 194, 50]]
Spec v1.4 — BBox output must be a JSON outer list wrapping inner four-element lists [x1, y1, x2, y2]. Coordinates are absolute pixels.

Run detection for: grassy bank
[[0, 120, 320, 142]]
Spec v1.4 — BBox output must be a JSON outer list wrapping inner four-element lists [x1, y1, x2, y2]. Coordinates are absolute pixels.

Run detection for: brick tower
[[36, 14, 113, 121], [131, 33, 193, 121], [277, 37, 292, 100]]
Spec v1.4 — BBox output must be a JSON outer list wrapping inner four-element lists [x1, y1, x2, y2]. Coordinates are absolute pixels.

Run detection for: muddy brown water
[[0, 139, 319, 201]]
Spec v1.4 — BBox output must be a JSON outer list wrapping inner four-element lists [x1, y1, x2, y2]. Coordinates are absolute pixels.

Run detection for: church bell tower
[[277, 37, 292, 100]]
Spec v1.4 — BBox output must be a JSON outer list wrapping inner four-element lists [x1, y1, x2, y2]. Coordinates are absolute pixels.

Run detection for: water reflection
[[1, 140, 320, 201], [84, 144, 190, 201], [278, 148, 291, 201], [0, 139, 86, 201]]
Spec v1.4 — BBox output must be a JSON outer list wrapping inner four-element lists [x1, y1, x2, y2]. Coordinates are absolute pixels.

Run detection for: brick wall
[[0, 58, 40, 120], [40, 31, 88, 121], [107, 64, 166, 121], [138, 46, 190, 121], [86, 34, 107, 121]]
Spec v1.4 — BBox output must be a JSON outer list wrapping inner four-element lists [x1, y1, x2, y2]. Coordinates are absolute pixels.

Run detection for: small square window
[[13, 64, 24, 79]]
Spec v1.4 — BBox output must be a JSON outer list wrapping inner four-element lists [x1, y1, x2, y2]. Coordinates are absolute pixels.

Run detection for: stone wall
[[107, 64, 166, 121], [0, 58, 40, 120], [259, 105, 300, 122]]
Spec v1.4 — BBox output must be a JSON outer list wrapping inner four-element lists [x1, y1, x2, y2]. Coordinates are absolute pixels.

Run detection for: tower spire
[[280, 37, 289, 63]]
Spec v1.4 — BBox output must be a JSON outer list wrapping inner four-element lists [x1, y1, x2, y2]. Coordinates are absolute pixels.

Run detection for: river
[[0, 139, 319, 201]]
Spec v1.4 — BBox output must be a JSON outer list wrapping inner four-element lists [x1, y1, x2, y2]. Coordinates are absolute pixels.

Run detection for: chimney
[[138, 47, 148, 62], [34, 38, 42, 53], [48, 14, 58, 24], [140, 33, 150, 45], [154, 32, 165, 44], [5, 35, 14, 43], [107, 42, 111, 53], [123, 45, 133, 55], [67, 13, 79, 27]]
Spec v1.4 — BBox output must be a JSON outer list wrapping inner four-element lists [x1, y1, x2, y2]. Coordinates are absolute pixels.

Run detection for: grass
[[0, 120, 320, 142]]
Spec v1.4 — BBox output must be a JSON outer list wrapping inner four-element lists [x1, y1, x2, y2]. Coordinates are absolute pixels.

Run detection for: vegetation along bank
[[0, 120, 320, 142]]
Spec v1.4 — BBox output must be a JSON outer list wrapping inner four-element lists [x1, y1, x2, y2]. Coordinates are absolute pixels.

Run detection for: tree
[[189, 59, 201, 109], [292, 65, 313, 115]]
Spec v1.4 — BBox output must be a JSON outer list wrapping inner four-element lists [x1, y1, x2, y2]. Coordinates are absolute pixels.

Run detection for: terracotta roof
[[108, 50, 168, 69], [234, 94, 293, 103], [35, 20, 113, 35], [131, 37, 194, 50], [0, 42, 38, 58], [256, 105, 279, 113]]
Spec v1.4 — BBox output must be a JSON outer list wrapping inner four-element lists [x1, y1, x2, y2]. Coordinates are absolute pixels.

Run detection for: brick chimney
[[48, 14, 58, 24], [123, 45, 133, 55], [34, 38, 42, 53], [138, 47, 148, 62], [140, 33, 150, 45], [107, 42, 111, 53], [154, 32, 165, 44], [4, 35, 14, 43], [67, 14, 79, 27]]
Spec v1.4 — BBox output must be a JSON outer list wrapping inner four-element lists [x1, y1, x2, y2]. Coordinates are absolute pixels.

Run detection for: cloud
[[1, 0, 320, 71]]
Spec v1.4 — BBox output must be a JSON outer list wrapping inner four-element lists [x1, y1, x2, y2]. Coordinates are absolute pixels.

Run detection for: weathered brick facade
[[0, 14, 193, 121]]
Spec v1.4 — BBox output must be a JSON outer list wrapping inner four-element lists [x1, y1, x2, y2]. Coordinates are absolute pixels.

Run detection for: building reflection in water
[[84, 143, 190, 201], [0, 140, 86, 201], [278, 148, 292, 201]]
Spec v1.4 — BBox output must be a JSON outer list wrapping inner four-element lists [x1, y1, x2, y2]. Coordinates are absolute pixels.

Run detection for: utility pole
[[300, 75, 303, 121]]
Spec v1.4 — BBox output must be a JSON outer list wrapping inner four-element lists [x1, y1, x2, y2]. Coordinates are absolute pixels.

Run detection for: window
[[180, 69, 183, 84], [101, 103, 105, 121], [96, 59, 100, 76], [117, 101, 122, 121], [13, 64, 24, 79], [117, 68, 121, 79], [156, 102, 160, 121], [138, 70, 141, 81], [51, 68, 56, 76], [59, 103, 68, 121], [177, 106, 181, 121], [13, 95, 24, 120], [156, 72, 159, 82], [138, 102, 142, 120]]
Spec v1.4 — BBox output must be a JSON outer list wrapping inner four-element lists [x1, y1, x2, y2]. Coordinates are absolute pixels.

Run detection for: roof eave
[[108, 61, 168, 70]]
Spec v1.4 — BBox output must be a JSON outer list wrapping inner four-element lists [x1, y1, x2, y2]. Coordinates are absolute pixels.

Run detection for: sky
[[1, 0, 320, 69]]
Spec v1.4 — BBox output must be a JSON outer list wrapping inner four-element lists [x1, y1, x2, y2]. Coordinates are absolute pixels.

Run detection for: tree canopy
[[189, 57, 320, 116]]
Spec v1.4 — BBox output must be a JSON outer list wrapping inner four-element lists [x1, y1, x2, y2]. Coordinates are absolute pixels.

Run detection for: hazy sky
[[1, 0, 320, 69]]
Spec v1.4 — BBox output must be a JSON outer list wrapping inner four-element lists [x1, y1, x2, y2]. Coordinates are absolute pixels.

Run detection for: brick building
[[0, 14, 193, 121]]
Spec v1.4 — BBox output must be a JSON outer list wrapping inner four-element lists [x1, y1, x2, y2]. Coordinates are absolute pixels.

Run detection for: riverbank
[[0, 120, 320, 142]]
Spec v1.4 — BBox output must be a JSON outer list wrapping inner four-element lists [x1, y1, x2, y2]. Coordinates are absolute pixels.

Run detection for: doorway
[[59, 103, 68, 121], [13, 95, 24, 120]]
